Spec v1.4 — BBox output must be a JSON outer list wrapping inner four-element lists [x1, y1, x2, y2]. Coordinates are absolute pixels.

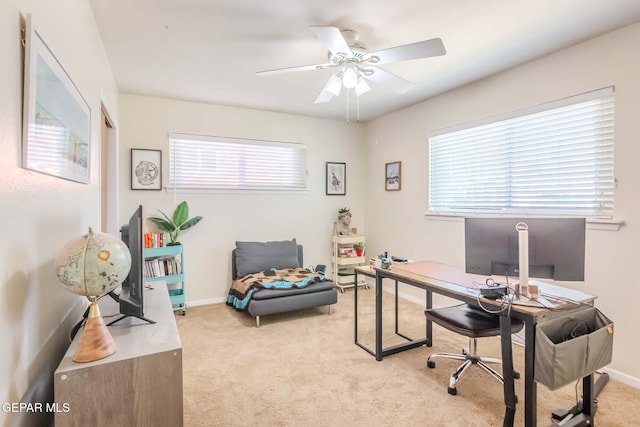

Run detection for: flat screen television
[[464, 217, 586, 281], [108, 205, 155, 325]]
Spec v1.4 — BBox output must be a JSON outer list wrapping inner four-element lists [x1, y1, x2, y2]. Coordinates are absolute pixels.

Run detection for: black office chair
[[425, 304, 524, 395]]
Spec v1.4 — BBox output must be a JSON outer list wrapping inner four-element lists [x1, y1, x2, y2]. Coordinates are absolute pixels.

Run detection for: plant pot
[[355, 247, 364, 257]]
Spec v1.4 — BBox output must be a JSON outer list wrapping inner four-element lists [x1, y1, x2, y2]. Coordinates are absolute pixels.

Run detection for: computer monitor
[[108, 205, 155, 325], [464, 217, 586, 281]]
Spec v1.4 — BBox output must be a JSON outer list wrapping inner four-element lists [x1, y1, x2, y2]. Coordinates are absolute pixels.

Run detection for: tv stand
[[54, 281, 182, 426], [106, 313, 156, 326]]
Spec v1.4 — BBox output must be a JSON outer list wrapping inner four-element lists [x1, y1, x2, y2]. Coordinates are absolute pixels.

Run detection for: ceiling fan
[[256, 26, 446, 104]]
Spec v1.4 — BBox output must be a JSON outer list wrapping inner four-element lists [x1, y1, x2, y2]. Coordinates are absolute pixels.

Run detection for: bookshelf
[[144, 243, 186, 315]]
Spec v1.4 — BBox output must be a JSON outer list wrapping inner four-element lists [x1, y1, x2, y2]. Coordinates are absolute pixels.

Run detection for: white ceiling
[[89, 0, 640, 122]]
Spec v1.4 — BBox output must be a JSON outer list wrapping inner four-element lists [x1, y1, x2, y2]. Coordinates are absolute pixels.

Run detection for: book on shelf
[[144, 255, 182, 279], [144, 232, 172, 249]]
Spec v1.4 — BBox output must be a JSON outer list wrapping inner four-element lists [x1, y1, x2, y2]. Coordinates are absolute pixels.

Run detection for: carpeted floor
[[176, 287, 639, 426]]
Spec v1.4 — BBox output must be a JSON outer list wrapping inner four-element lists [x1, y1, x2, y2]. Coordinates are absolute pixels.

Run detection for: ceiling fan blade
[[314, 89, 335, 104], [364, 38, 446, 65], [256, 62, 334, 76], [310, 26, 352, 57], [366, 67, 416, 94]]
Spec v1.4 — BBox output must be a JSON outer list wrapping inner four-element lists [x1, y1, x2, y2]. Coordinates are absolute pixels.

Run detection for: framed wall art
[[385, 161, 401, 191], [22, 14, 91, 184], [326, 162, 346, 195], [131, 149, 162, 190]]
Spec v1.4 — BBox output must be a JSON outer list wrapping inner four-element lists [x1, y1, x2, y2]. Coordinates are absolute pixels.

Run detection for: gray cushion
[[235, 239, 300, 277], [251, 280, 335, 300]]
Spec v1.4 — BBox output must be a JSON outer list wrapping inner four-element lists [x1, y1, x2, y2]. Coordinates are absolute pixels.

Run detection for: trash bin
[[535, 307, 613, 390]]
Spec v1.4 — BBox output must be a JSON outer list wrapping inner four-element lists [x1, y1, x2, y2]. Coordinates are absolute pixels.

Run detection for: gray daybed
[[229, 239, 338, 327]]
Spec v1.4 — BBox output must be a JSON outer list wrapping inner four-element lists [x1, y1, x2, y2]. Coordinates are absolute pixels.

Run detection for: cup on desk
[[370, 258, 382, 269]]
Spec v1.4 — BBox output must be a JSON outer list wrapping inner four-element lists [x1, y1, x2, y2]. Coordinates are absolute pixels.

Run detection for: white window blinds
[[169, 134, 307, 191], [428, 87, 615, 218]]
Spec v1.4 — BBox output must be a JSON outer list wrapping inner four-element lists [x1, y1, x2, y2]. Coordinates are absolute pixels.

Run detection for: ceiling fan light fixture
[[354, 78, 370, 96], [342, 65, 359, 89]]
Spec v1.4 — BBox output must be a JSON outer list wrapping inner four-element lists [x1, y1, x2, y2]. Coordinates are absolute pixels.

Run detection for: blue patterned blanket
[[226, 267, 328, 311]]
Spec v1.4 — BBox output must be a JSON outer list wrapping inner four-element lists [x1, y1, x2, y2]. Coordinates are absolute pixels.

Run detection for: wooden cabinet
[[54, 283, 183, 426], [331, 234, 368, 292], [144, 244, 186, 314]]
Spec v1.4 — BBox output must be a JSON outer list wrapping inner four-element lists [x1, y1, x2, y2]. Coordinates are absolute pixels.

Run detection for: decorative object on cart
[[148, 201, 203, 244], [354, 243, 365, 257], [326, 162, 346, 195], [22, 14, 91, 184], [385, 161, 401, 191], [335, 207, 353, 235], [55, 228, 131, 362], [131, 149, 162, 190]]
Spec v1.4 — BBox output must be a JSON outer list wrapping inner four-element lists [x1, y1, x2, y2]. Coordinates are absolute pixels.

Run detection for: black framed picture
[[326, 162, 346, 195], [131, 149, 162, 190]]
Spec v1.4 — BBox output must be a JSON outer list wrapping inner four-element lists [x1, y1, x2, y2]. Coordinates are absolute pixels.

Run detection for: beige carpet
[[176, 288, 639, 426]]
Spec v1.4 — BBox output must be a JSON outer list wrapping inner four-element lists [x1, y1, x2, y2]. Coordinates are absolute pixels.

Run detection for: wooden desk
[[355, 261, 596, 427], [54, 283, 183, 426]]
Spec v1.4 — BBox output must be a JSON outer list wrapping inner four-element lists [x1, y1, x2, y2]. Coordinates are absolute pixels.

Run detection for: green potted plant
[[148, 201, 203, 245]]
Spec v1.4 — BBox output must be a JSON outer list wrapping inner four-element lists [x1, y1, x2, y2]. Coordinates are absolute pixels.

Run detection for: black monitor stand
[[105, 291, 156, 326]]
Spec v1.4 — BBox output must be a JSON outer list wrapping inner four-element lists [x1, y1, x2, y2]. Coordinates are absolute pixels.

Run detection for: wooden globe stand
[[73, 296, 117, 363]]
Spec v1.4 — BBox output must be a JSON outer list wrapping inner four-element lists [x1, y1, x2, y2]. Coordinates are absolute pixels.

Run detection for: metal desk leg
[[524, 317, 537, 427], [354, 269, 359, 344], [426, 290, 432, 347], [583, 373, 594, 419], [395, 280, 399, 334], [500, 314, 517, 427], [375, 272, 383, 361]]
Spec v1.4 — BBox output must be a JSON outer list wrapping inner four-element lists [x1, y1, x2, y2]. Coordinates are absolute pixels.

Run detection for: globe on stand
[[55, 227, 131, 362]]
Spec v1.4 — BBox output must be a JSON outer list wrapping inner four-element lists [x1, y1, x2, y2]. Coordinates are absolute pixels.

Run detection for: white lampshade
[[342, 65, 359, 89], [354, 78, 370, 96]]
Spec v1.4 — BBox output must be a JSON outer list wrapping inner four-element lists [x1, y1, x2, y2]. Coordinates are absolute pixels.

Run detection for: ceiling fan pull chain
[[346, 89, 350, 123]]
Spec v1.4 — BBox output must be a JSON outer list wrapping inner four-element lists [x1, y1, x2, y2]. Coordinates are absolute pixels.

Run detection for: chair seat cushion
[[425, 304, 524, 338], [251, 280, 335, 300]]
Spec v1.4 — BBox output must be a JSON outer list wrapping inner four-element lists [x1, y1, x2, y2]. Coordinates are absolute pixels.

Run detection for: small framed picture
[[385, 161, 401, 191], [326, 162, 346, 195], [131, 149, 162, 190]]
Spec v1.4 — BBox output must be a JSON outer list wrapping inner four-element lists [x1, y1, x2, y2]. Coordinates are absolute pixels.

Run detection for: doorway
[[100, 106, 118, 235]]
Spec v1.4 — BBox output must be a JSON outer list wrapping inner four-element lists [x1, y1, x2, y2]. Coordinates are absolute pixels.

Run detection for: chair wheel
[[447, 387, 457, 395], [427, 360, 436, 369], [513, 371, 520, 379]]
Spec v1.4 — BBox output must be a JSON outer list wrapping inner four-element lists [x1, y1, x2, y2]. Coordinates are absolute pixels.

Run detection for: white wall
[[118, 94, 366, 304], [364, 22, 640, 385], [0, 0, 120, 425]]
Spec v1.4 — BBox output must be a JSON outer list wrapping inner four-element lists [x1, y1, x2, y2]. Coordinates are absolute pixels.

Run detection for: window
[[168, 134, 307, 191], [428, 87, 614, 218]]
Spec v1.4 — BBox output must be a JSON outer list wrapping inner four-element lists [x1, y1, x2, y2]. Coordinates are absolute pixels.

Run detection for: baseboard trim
[[187, 297, 226, 307]]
